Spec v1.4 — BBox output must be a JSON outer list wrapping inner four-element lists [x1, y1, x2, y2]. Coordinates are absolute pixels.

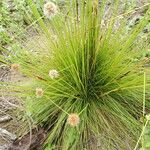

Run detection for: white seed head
[[36, 88, 44, 98], [49, 69, 59, 79], [43, 2, 58, 19], [67, 113, 80, 127]]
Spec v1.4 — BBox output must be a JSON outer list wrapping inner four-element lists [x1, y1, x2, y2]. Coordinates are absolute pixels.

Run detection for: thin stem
[[133, 120, 148, 150], [101, 83, 150, 97], [78, 104, 89, 115], [48, 98, 69, 115], [143, 72, 146, 117], [142, 72, 146, 148], [76, 0, 79, 22], [134, 72, 146, 150]]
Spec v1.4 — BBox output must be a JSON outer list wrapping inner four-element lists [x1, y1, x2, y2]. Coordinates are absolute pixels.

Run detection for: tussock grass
[[0, 0, 150, 149]]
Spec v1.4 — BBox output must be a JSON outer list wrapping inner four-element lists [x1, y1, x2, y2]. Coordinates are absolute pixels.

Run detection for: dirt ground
[[0, 67, 19, 145]]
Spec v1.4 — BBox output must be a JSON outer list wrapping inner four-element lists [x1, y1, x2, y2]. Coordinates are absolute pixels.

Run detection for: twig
[[0, 115, 11, 123], [0, 128, 17, 141]]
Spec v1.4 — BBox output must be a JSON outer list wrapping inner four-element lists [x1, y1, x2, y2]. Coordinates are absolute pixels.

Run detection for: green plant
[[0, 1, 25, 48], [1, 0, 150, 149], [0, 0, 39, 48]]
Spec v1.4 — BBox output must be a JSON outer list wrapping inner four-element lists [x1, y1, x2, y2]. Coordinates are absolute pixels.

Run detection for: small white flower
[[67, 113, 80, 127], [43, 2, 58, 19], [36, 88, 44, 98], [49, 69, 59, 79]]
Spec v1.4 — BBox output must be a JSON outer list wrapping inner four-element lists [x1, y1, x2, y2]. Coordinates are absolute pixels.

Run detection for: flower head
[[36, 88, 44, 98], [49, 69, 59, 79], [67, 113, 80, 127], [11, 64, 20, 72], [44, 2, 58, 19]]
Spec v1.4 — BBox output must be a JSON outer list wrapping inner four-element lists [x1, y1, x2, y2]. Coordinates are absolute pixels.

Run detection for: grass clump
[[1, 0, 150, 149]]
